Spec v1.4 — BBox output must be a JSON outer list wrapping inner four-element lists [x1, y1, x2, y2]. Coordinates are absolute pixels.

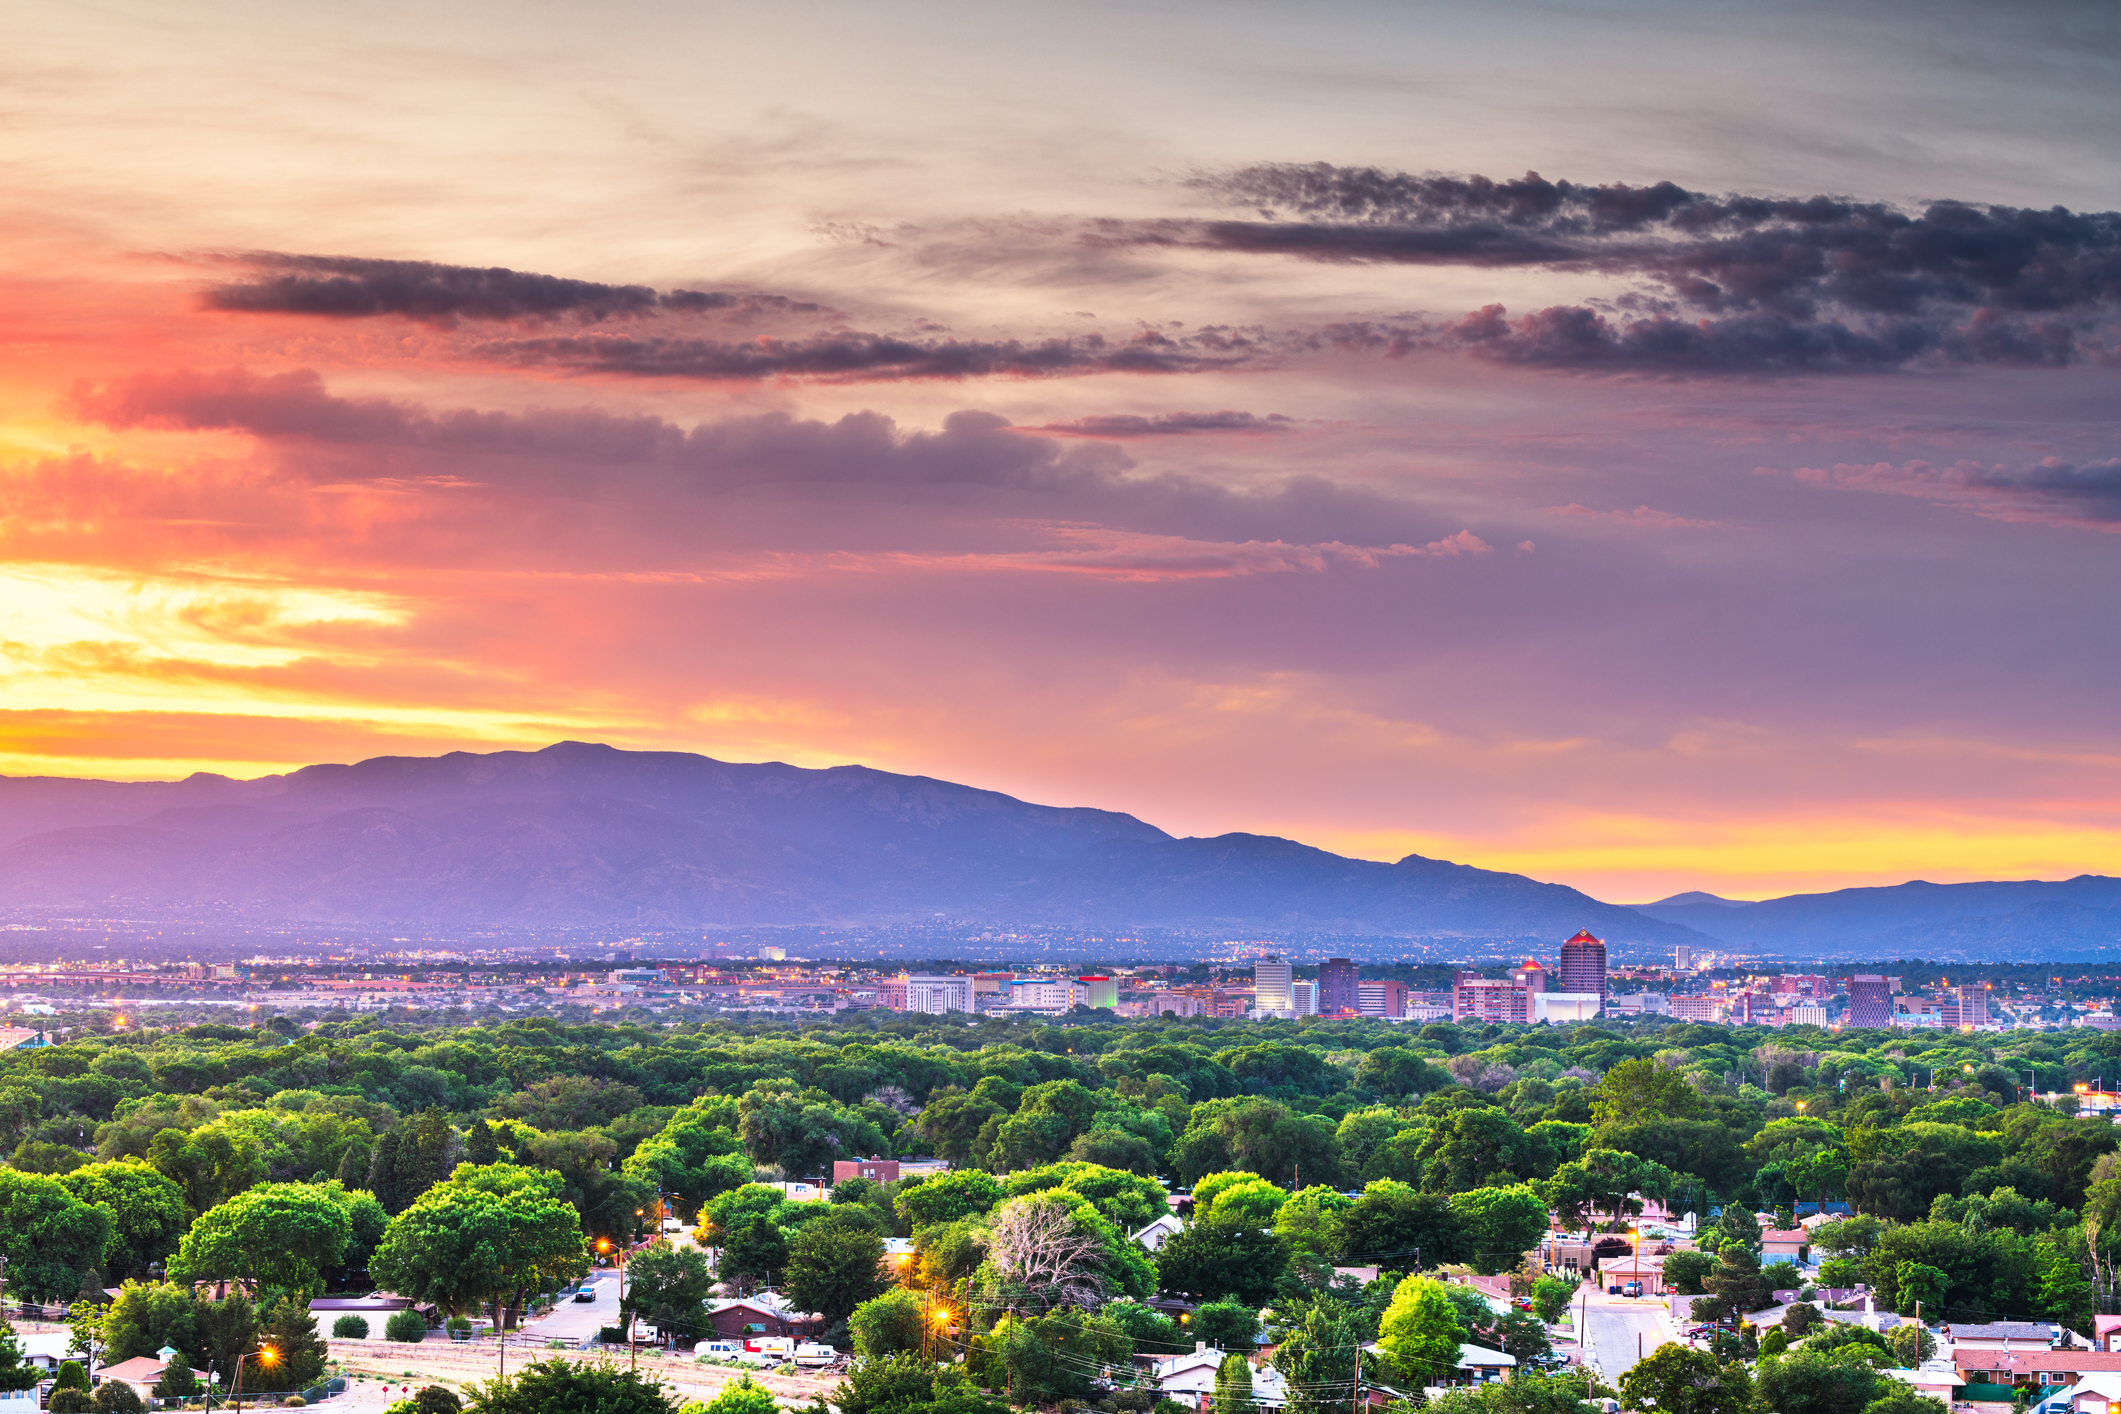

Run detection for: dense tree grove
[[12, 1003, 2121, 1409]]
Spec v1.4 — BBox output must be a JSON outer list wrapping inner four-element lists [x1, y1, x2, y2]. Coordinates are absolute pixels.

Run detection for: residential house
[[1454, 1344, 1519, 1384], [0, 1028, 48, 1051], [2048, 1374, 2121, 1414], [704, 1292, 822, 1340], [1883, 1362, 1965, 1406], [2093, 1316, 2121, 1353], [1960, 1352, 2121, 1389], [1601, 1252, 1669, 1295], [1761, 1229, 1812, 1263], [1150, 1346, 1288, 1411], [1132, 1214, 1186, 1251], [1946, 1322, 2061, 1353], [96, 1350, 181, 1402]]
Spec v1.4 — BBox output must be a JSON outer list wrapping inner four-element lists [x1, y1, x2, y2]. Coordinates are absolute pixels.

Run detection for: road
[[1580, 1298, 1674, 1381], [519, 1273, 625, 1343]]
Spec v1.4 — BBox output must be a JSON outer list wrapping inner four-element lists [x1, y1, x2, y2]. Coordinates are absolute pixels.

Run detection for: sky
[[2, 0, 2119, 903]]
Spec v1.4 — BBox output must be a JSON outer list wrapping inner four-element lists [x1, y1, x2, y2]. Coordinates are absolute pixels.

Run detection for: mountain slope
[[1634, 876, 2121, 955], [0, 742, 1700, 939]]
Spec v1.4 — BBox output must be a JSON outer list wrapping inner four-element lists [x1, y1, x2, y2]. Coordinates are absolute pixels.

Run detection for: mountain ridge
[[0, 742, 1699, 941]]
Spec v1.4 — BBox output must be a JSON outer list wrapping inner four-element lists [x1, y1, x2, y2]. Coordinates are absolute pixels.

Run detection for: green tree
[[695, 1374, 779, 1414], [721, 1216, 789, 1286], [1590, 1059, 1703, 1127], [896, 1170, 1002, 1227], [1530, 1276, 1575, 1324], [248, 1297, 328, 1392], [93, 1382, 145, 1414], [1861, 1389, 1951, 1414], [101, 1281, 199, 1364], [194, 1291, 260, 1378], [1703, 1245, 1774, 1315], [1274, 1186, 1354, 1260], [1272, 1297, 1367, 1414], [369, 1164, 590, 1331], [463, 1357, 677, 1414], [849, 1288, 925, 1357], [55, 1161, 188, 1282], [168, 1182, 352, 1296], [1195, 1300, 1262, 1351], [1662, 1250, 1716, 1295], [1338, 1180, 1464, 1267], [785, 1217, 889, 1325], [2034, 1238, 2094, 1332], [1377, 1275, 1469, 1390], [0, 1169, 111, 1303], [622, 1242, 716, 1343], [1155, 1212, 1288, 1305], [1893, 1262, 1948, 1319], [1618, 1343, 1753, 1414], [1888, 1324, 1937, 1367], [1753, 1347, 1887, 1414], [1450, 1185, 1549, 1276], [0, 1320, 38, 1393], [1215, 1353, 1257, 1414], [737, 1083, 887, 1180], [913, 1089, 1005, 1168], [145, 1124, 265, 1214], [835, 1350, 1007, 1414], [153, 1352, 202, 1399]]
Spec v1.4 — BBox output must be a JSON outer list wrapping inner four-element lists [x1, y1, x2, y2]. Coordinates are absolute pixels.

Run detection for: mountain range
[[0, 742, 1694, 942], [0, 742, 2113, 956]]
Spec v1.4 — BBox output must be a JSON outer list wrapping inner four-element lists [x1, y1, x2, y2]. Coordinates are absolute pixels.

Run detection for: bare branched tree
[[986, 1194, 1110, 1312]]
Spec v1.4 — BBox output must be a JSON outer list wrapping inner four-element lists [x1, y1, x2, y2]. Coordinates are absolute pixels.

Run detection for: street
[[1579, 1297, 1675, 1382], [518, 1272, 625, 1344]]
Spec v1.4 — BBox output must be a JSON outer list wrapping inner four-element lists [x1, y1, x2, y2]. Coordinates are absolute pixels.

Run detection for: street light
[[598, 1238, 637, 1372], [226, 1343, 278, 1412]]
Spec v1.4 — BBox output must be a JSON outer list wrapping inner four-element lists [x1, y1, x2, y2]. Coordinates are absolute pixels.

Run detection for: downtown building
[[1557, 930, 1608, 999], [1317, 957, 1361, 1016], [1847, 975, 1893, 1028], [1254, 956, 1295, 1016]]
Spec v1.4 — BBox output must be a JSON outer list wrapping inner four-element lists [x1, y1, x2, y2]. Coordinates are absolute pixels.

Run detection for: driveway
[[519, 1274, 624, 1344]]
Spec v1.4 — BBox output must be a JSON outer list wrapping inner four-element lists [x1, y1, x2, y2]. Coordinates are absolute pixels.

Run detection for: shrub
[[91, 1382, 145, 1414], [446, 1315, 473, 1335], [385, 1308, 429, 1343], [284, 1400, 307, 1409], [599, 1325, 627, 1343], [335, 1314, 372, 1339], [55, 1362, 90, 1391], [49, 1393, 93, 1414], [412, 1386, 462, 1413]]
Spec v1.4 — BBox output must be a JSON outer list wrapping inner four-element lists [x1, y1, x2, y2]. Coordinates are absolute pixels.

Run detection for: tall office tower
[[1317, 957, 1361, 1015], [1847, 975, 1893, 1027], [1510, 960, 1550, 993], [1957, 984, 1989, 1028], [1557, 930, 1608, 999], [1291, 980, 1318, 1015], [1254, 956, 1295, 1013], [1673, 944, 1692, 972]]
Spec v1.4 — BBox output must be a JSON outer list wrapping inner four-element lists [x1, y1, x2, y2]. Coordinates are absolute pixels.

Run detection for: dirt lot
[[323, 1335, 842, 1410]]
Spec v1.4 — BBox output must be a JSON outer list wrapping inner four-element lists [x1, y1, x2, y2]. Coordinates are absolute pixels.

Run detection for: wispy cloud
[[1550, 503, 1725, 529], [1017, 410, 1301, 438], [1786, 456, 2121, 530]]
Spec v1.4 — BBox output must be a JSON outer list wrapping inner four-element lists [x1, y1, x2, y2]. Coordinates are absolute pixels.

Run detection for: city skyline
[[3, 2, 2119, 904]]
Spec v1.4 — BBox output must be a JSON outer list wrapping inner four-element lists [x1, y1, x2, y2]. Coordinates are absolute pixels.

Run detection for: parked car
[[574, 1285, 597, 1302]]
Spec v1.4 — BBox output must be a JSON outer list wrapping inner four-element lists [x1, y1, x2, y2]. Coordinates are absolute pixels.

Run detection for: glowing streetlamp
[[228, 1343, 278, 1412], [599, 1238, 637, 1372]]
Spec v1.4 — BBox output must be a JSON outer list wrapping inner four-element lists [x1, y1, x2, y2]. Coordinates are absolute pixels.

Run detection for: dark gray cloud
[[470, 327, 1270, 381], [1018, 411, 1298, 437], [1166, 163, 2121, 372], [203, 253, 822, 324]]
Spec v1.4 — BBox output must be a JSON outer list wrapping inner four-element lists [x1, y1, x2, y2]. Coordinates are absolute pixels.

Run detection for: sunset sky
[[3, 0, 2118, 902]]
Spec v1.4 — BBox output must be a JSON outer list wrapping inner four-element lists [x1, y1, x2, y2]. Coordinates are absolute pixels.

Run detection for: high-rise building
[[1672, 944, 1692, 971], [1453, 976, 1530, 1024], [1510, 960, 1550, 993], [903, 974, 973, 1013], [1291, 980, 1318, 1015], [1358, 979, 1410, 1018], [1317, 958, 1361, 1015], [1847, 975, 1892, 1028], [1958, 984, 1989, 1029], [1254, 956, 1294, 1014], [1557, 931, 1608, 999]]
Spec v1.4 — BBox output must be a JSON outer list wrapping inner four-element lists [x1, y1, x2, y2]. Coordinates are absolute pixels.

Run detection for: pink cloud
[[1788, 457, 2121, 531]]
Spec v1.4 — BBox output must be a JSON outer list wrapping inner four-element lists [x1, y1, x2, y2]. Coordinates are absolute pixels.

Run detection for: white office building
[[1254, 956, 1294, 1015], [1006, 978, 1086, 1011], [902, 974, 973, 1014], [1535, 992, 1603, 1023], [1291, 980, 1318, 1015]]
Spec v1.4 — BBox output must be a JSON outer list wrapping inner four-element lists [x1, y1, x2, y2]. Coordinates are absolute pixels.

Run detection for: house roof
[[98, 1356, 168, 1384], [1133, 1214, 1185, 1241], [1763, 1229, 1810, 1244], [2056, 1375, 2121, 1406], [1948, 1322, 2058, 1341], [1886, 1365, 1966, 1389], [706, 1292, 819, 1321], [2096, 1317, 2121, 1338], [1458, 1344, 1518, 1368]]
